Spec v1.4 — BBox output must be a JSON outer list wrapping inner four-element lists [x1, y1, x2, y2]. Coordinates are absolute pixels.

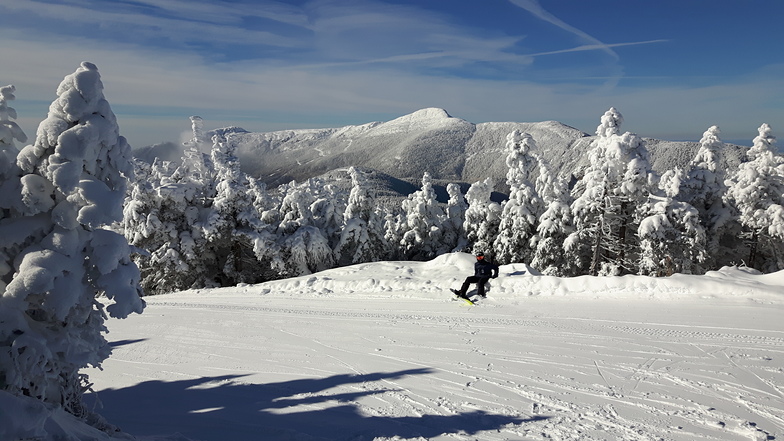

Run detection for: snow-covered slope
[[5, 253, 783, 440]]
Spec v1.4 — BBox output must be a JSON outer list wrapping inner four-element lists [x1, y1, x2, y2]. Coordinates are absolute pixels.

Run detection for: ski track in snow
[[88, 291, 784, 441]]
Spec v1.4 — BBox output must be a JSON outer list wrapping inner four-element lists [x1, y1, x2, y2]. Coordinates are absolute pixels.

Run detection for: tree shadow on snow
[[108, 338, 148, 348], [86, 368, 548, 440]]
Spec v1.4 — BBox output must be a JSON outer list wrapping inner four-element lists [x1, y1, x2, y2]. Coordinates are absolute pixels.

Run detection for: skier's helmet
[[475, 252, 485, 260]]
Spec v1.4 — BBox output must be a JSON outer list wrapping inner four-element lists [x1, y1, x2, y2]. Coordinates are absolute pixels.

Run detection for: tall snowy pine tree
[[335, 167, 387, 265], [567, 107, 654, 275], [493, 130, 543, 264], [531, 158, 575, 276], [1, 62, 144, 417], [400, 172, 447, 260], [724, 123, 784, 271], [464, 177, 501, 255]]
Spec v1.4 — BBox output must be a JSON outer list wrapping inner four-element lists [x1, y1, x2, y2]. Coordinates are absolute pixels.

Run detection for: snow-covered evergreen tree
[[532, 198, 575, 275], [493, 130, 543, 264], [681, 126, 725, 219], [567, 107, 655, 275], [1, 62, 143, 417], [276, 182, 334, 275], [202, 134, 269, 285], [443, 182, 468, 251], [724, 123, 784, 271], [530, 153, 575, 275], [311, 183, 345, 249], [383, 210, 405, 260], [463, 177, 502, 255], [0, 84, 27, 237], [123, 144, 217, 293], [0, 85, 27, 305], [399, 172, 447, 260], [531, 161, 578, 276], [334, 167, 388, 265], [535, 158, 566, 206], [678, 126, 730, 266], [0, 85, 27, 182], [183, 115, 209, 152], [637, 195, 707, 276]]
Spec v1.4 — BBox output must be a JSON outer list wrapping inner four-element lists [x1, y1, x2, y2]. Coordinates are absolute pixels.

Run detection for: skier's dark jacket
[[474, 259, 499, 279]]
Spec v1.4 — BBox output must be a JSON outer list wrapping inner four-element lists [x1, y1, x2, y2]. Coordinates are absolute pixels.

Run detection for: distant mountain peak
[[409, 107, 453, 119], [372, 108, 469, 136]]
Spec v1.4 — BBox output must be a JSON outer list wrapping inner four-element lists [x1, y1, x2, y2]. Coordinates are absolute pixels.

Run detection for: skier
[[452, 252, 499, 299]]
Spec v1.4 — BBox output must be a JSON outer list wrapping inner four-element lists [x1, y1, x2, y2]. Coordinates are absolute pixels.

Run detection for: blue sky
[[2, 0, 782, 148]]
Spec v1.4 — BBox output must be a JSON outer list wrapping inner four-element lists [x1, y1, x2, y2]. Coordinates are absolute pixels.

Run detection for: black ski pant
[[459, 276, 490, 297]]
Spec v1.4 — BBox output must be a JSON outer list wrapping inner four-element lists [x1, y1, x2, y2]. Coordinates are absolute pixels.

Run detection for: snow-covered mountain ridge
[[200, 108, 747, 191]]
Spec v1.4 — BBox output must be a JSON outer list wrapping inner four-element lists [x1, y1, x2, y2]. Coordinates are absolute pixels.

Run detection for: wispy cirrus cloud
[[2, 0, 780, 148], [529, 39, 669, 57], [508, 0, 620, 59]]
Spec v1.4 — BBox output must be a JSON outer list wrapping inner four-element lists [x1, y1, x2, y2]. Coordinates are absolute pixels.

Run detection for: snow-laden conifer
[[400, 172, 447, 260], [0, 84, 27, 240], [532, 199, 575, 275], [530, 160, 574, 275], [335, 167, 387, 265], [184, 115, 209, 152], [0, 85, 27, 181], [660, 125, 732, 269], [310, 183, 345, 248], [443, 182, 468, 251], [123, 142, 217, 293], [724, 123, 784, 270], [535, 157, 566, 206], [493, 130, 543, 264], [567, 107, 654, 275], [276, 181, 334, 275], [637, 194, 706, 276], [463, 177, 501, 255], [203, 134, 269, 285], [383, 210, 405, 260], [1, 62, 143, 417]]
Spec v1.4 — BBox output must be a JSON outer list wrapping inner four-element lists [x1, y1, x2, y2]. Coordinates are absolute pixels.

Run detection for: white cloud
[[508, 0, 618, 59], [2, 1, 781, 149]]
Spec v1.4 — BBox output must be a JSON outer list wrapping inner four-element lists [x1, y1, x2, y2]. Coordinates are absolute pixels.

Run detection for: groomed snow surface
[[65, 254, 784, 439]]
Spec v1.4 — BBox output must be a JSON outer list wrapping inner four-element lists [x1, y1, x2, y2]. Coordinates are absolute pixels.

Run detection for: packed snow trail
[[86, 274, 784, 441]]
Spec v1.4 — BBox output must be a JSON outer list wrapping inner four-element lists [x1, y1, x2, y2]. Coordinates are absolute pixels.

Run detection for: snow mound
[[251, 253, 784, 303]]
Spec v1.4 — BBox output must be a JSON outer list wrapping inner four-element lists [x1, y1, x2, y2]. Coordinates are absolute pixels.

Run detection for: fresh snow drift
[[71, 253, 784, 441]]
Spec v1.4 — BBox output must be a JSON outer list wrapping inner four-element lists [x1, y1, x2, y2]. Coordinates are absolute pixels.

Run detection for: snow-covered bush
[[0, 62, 144, 418]]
